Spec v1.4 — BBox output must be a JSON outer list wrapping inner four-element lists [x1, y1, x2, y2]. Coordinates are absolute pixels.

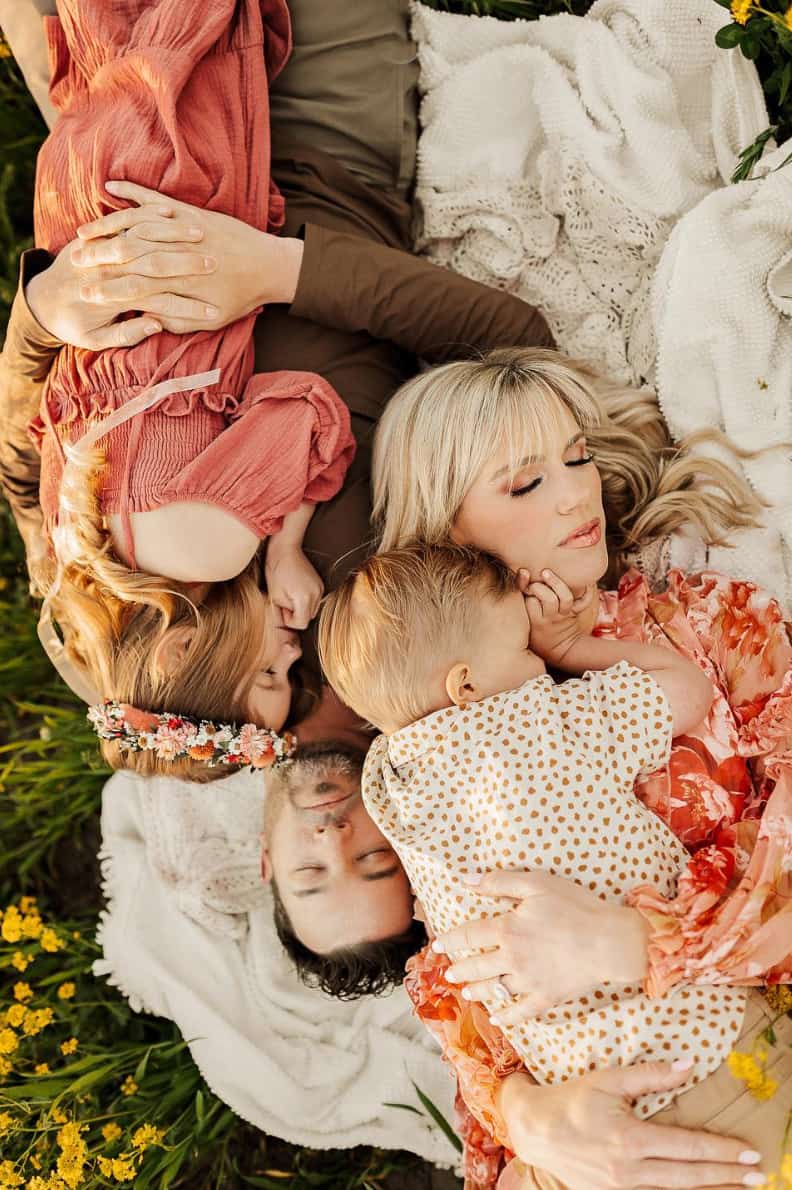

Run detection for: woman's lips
[[560, 518, 602, 548]]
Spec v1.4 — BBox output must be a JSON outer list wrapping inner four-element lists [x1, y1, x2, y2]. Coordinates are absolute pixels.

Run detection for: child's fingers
[[538, 569, 574, 613], [571, 585, 596, 613], [524, 594, 545, 624], [525, 581, 560, 617]]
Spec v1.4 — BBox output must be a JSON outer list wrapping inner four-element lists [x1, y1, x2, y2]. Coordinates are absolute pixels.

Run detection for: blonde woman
[[371, 348, 792, 1190]]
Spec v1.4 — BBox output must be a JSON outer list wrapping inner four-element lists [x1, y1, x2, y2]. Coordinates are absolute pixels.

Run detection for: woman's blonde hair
[[372, 347, 762, 585], [42, 445, 271, 783]]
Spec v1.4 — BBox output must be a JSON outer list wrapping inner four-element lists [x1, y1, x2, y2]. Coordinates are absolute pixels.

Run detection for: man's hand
[[72, 180, 304, 334], [433, 869, 649, 1024], [498, 1066, 764, 1190]]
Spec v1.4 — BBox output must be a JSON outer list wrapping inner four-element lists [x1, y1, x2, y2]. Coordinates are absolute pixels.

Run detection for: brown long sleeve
[[0, 248, 59, 583], [292, 223, 554, 362]]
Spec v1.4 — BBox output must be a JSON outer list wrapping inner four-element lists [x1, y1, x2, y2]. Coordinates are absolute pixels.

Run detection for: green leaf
[[411, 1081, 463, 1154], [780, 61, 792, 106], [383, 1101, 424, 1116], [195, 1087, 206, 1125], [134, 1046, 152, 1083], [741, 30, 761, 60], [761, 1023, 777, 1046], [715, 23, 744, 49]]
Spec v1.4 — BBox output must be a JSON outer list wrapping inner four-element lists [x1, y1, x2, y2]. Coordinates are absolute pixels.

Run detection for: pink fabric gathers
[[29, 0, 355, 546]]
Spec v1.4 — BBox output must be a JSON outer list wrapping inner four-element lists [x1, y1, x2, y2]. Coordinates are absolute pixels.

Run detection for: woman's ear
[[445, 662, 476, 707], [151, 624, 197, 676]]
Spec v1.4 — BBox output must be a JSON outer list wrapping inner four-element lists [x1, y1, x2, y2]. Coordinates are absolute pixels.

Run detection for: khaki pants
[[520, 990, 792, 1189]]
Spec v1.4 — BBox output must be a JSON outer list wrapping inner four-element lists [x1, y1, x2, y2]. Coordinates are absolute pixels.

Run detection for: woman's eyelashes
[[509, 451, 594, 498]]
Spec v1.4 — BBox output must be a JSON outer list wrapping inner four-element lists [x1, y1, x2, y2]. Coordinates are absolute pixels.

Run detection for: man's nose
[[313, 818, 352, 837]]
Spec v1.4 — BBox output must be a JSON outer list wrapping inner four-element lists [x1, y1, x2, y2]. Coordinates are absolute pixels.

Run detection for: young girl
[[368, 348, 792, 1188], [28, 0, 355, 763]]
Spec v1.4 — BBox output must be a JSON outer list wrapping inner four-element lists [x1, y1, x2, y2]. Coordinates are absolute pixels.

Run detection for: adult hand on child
[[72, 180, 304, 333], [498, 1066, 763, 1190], [518, 567, 597, 666], [432, 869, 649, 1025]]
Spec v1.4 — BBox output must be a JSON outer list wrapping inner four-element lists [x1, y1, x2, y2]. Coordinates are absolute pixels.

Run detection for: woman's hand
[[519, 568, 597, 666], [433, 870, 649, 1025], [73, 180, 304, 334], [499, 1066, 764, 1189]]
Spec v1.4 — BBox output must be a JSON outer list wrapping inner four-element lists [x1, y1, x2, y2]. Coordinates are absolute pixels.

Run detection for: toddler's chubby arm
[[525, 571, 713, 737]]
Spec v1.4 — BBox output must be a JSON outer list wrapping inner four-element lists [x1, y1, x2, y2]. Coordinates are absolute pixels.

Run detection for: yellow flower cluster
[[0, 36, 12, 60], [786, 4, 792, 32], [55, 1121, 87, 1190], [0, 1161, 23, 1188], [96, 1157, 136, 1183], [0, 1112, 13, 1138], [120, 1076, 138, 1097], [56, 984, 75, 1002], [102, 1122, 122, 1144], [761, 1151, 792, 1190], [131, 1123, 165, 1151], [11, 953, 32, 973], [731, 0, 754, 24], [59, 1039, 78, 1057], [726, 1047, 779, 1101], [764, 985, 792, 1016]]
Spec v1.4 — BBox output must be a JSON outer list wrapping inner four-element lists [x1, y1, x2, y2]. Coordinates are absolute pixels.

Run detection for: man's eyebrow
[[290, 866, 401, 898], [490, 432, 584, 481]]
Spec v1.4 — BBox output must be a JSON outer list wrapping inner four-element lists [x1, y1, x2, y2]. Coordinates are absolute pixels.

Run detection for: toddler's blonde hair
[[41, 445, 273, 782], [318, 544, 514, 733], [373, 347, 762, 585]]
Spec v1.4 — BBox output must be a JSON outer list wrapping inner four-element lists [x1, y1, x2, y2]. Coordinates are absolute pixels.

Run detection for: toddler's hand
[[265, 544, 324, 630], [519, 569, 596, 666]]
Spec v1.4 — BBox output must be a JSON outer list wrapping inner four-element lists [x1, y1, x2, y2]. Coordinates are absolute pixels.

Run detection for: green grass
[[0, 1, 790, 1185]]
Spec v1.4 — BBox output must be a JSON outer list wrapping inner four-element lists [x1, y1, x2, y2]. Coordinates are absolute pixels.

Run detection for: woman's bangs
[[495, 381, 597, 480]]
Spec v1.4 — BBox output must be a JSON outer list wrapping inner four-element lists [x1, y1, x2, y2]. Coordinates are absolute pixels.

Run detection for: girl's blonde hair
[[42, 445, 271, 783], [373, 347, 762, 585]]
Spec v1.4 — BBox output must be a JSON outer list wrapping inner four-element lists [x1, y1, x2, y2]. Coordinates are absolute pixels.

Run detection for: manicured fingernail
[[460, 987, 472, 1000], [157, 205, 174, 215], [739, 1151, 762, 1166], [742, 1173, 766, 1186], [431, 939, 445, 954], [203, 257, 215, 270], [489, 1015, 501, 1027], [445, 970, 459, 983], [105, 180, 122, 193], [144, 321, 161, 335], [464, 872, 483, 886], [205, 305, 218, 317], [188, 227, 203, 238], [671, 1057, 694, 1072], [542, 569, 551, 578]]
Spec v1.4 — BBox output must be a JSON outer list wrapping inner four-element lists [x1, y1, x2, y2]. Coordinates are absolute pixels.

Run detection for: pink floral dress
[[405, 569, 792, 1190]]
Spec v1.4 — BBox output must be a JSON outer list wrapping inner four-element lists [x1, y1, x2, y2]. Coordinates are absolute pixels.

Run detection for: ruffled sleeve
[[161, 370, 355, 539]]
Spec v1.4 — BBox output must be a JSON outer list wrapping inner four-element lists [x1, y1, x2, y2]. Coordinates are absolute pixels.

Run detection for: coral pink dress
[[406, 570, 792, 1190], [29, 0, 355, 563]]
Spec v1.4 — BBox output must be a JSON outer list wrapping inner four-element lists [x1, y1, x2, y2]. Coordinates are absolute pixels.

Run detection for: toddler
[[318, 543, 769, 1127]]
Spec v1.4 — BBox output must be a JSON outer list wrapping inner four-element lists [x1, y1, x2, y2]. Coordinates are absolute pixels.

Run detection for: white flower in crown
[[136, 732, 157, 751], [212, 727, 234, 745], [87, 703, 121, 735]]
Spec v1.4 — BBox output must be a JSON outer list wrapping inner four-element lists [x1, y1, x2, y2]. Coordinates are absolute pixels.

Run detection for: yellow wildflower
[[57, 984, 76, 1002], [60, 1038, 78, 1056], [30, 1154, 41, 1170], [0, 1112, 13, 1138], [0, 1162, 23, 1189], [1, 908, 22, 944], [0, 1056, 12, 1078], [19, 897, 37, 915], [120, 1075, 138, 1097], [96, 1160, 112, 1178], [34, 1063, 50, 1075], [109, 1158, 136, 1183], [26, 1179, 48, 1190], [13, 982, 33, 1003], [5, 1006, 25, 1029], [50, 1106, 68, 1125], [0, 1030, 19, 1056], [11, 953, 32, 973], [727, 1050, 779, 1100], [21, 915, 42, 942], [56, 1121, 87, 1190], [39, 929, 62, 954], [764, 985, 792, 1016], [0, 39, 12, 61], [23, 1008, 54, 1037], [131, 1123, 165, 1151], [102, 1122, 122, 1143], [730, 0, 754, 24], [71, 932, 81, 941]]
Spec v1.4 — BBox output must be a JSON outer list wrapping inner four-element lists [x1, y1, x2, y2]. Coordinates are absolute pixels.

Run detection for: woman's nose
[[557, 471, 589, 515]]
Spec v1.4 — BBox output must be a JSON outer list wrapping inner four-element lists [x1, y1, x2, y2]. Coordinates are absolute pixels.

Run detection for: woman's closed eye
[[509, 449, 595, 498]]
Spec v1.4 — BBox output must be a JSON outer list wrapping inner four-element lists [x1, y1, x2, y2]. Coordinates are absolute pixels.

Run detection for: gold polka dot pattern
[[363, 660, 747, 1118]]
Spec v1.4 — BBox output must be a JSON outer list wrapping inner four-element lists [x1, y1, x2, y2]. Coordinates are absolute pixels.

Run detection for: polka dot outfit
[[363, 660, 746, 1118]]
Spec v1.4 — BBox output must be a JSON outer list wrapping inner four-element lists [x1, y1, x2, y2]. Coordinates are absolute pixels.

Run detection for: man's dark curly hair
[[271, 879, 427, 1000]]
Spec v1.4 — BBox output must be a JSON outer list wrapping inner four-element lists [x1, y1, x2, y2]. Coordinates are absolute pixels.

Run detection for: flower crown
[[87, 701, 297, 770]]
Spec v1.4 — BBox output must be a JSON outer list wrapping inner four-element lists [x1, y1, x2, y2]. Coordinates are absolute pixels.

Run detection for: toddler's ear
[[446, 662, 475, 707], [152, 624, 196, 675]]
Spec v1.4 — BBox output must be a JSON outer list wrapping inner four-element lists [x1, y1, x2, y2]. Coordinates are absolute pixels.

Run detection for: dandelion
[[34, 1063, 50, 1075], [40, 929, 63, 954], [60, 1038, 78, 1056], [731, 0, 754, 24], [101, 1122, 122, 1144], [120, 1075, 138, 1097], [5, 1006, 25, 1029], [131, 1123, 165, 1151], [727, 1049, 779, 1100], [57, 983, 76, 1001], [13, 982, 33, 1003], [11, 953, 32, 973], [1, 907, 22, 944], [0, 1030, 19, 1055]]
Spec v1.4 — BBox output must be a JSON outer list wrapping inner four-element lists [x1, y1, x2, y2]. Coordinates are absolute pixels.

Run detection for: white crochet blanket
[[93, 769, 457, 1163], [413, 0, 792, 610]]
